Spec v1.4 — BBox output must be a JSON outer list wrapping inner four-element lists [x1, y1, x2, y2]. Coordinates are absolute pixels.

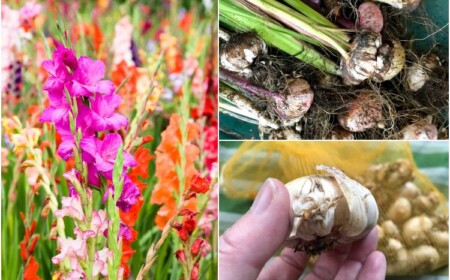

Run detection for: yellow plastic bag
[[221, 141, 448, 275]]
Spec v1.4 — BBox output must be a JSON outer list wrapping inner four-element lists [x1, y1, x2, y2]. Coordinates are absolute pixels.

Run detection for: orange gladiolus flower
[[151, 114, 200, 229]]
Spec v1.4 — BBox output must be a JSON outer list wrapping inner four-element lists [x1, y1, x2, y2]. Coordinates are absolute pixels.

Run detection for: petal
[[104, 113, 129, 131], [95, 155, 114, 174], [39, 106, 56, 123], [57, 140, 75, 160], [107, 94, 122, 109], [70, 80, 91, 97], [86, 59, 105, 84], [95, 80, 115, 95], [90, 112, 107, 132], [42, 60, 57, 76], [123, 152, 137, 168], [80, 137, 99, 163], [101, 133, 123, 156], [88, 165, 100, 187]]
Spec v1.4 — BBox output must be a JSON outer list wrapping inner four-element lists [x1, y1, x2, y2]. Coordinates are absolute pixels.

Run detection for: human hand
[[219, 178, 387, 280]]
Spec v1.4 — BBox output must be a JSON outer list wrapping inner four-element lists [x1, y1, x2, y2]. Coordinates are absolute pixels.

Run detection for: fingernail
[[251, 178, 277, 214]]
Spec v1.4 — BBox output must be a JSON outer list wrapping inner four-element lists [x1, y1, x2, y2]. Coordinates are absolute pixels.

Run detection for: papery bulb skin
[[284, 165, 379, 254]]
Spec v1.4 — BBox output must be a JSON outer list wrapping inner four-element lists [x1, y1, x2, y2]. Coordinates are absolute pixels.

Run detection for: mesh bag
[[221, 141, 448, 275]]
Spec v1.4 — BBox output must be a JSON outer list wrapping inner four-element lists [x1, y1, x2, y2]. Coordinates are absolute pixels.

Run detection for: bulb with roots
[[342, 30, 405, 85]]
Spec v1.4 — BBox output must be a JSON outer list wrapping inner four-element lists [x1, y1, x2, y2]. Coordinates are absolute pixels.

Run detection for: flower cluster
[[40, 42, 139, 208], [150, 114, 201, 229], [40, 43, 140, 277]]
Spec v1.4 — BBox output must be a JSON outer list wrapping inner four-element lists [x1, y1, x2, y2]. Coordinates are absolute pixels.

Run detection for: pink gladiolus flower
[[70, 56, 115, 97], [54, 195, 84, 221], [91, 94, 128, 131], [91, 210, 108, 236], [52, 229, 95, 268], [64, 270, 85, 280], [112, 16, 134, 66], [80, 133, 136, 177], [93, 248, 110, 277]]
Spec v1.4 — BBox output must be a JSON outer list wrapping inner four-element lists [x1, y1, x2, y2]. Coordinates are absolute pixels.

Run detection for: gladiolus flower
[[41, 59, 70, 94], [90, 94, 128, 131], [39, 91, 72, 124], [198, 183, 218, 236], [80, 133, 136, 177], [103, 176, 140, 212], [191, 238, 206, 257], [90, 210, 108, 236], [189, 175, 210, 194], [175, 250, 186, 264], [23, 256, 42, 280], [53, 41, 78, 71], [54, 195, 84, 221], [183, 217, 196, 234], [52, 229, 95, 269], [93, 248, 110, 277], [116, 177, 140, 212], [177, 227, 189, 241], [70, 56, 115, 96], [191, 263, 199, 280]]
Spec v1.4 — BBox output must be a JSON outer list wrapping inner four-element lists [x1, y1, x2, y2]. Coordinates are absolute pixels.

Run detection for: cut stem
[[220, 0, 340, 75]]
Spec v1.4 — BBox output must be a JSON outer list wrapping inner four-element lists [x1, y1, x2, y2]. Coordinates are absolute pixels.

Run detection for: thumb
[[219, 178, 291, 280]]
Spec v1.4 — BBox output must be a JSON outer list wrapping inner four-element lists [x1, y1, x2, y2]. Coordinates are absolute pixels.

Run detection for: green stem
[[220, 0, 340, 75], [245, 0, 350, 59]]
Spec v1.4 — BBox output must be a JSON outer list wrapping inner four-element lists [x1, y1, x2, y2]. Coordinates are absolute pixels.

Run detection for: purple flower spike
[[70, 56, 115, 97], [80, 133, 136, 178], [91, 94, 128, 131]]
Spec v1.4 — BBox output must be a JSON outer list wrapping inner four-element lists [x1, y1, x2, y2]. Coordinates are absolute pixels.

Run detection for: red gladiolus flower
[[175, 250, 186, 264], [191, 263, 199, 280], [190, 175, 210, 194], [177, 227, 189, 241], [179, 209, 198, 217], [191, 238, 206, 257], [120, 197, 143, 227], [24, 256, 42, 280], [183, 217, 196, 234]]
